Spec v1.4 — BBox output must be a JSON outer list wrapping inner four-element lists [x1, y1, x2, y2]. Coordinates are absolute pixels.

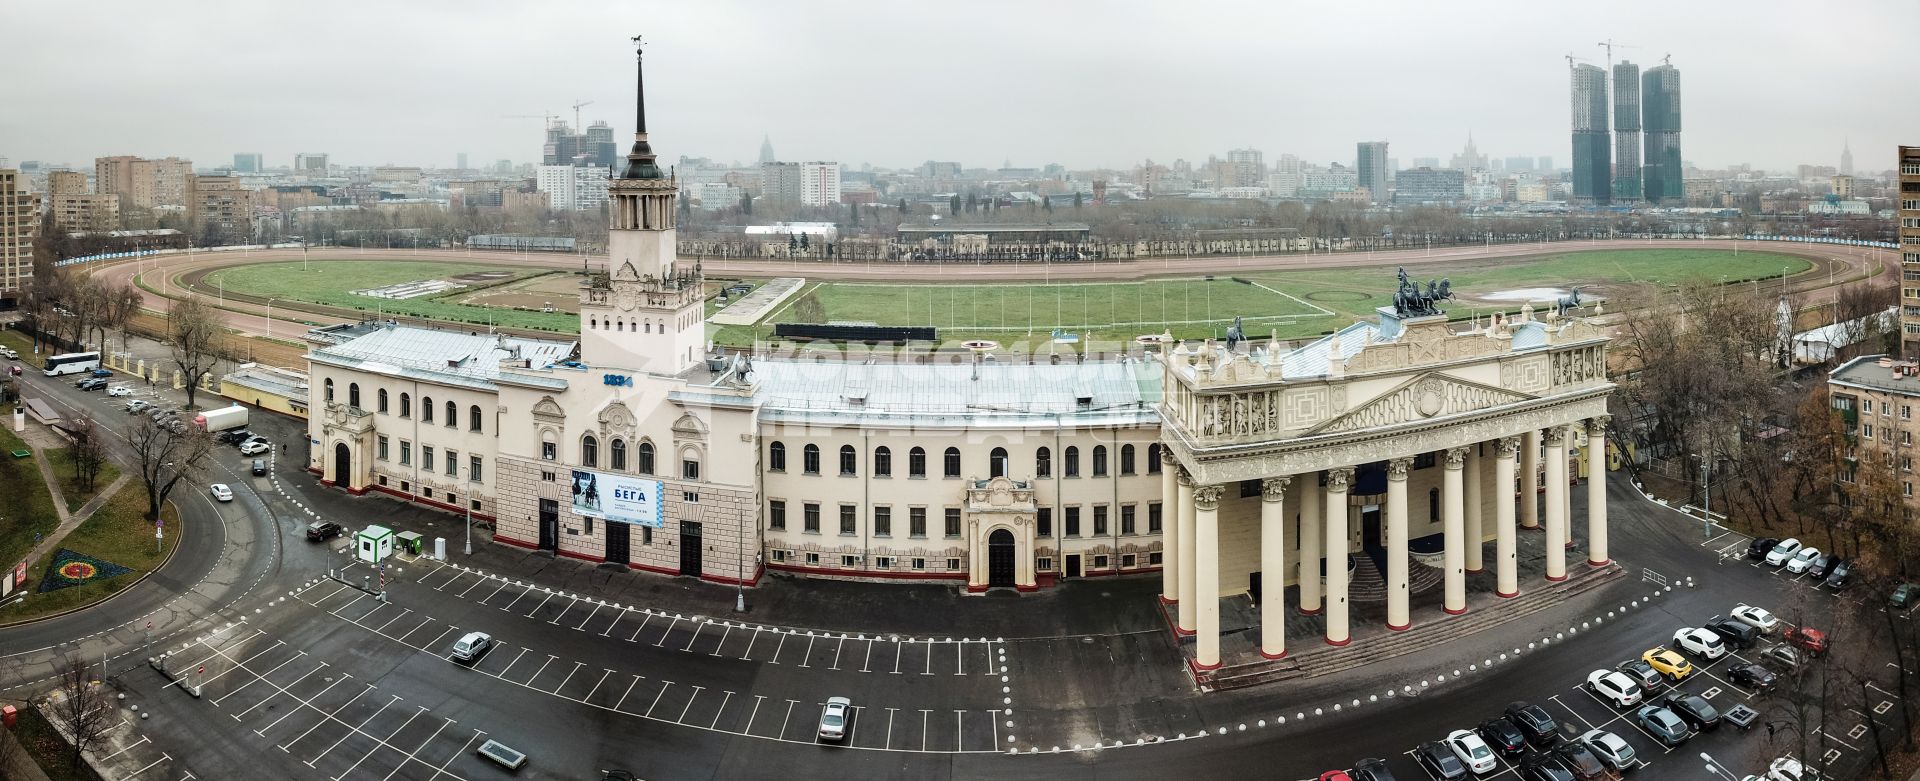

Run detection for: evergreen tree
[[1073, 191, 1083, 209], [949, 194, 961, 216], [897, 197, 909, 215], [1043, 196, 1053, 214], [740, 191, 754, 216], [849, 201, 860, 227]]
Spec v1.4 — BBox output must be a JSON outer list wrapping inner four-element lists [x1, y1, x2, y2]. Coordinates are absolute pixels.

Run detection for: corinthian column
[[1521, 429, 1541, 529], [1544, 426, 1569, 582], [1324, 467, 1354, 645], [1260, 476, 1291, 658], [1464, 442, 1484, 573], [1385, 457, 1413, 630], [1442, 447, 1469, 615], [1159, 448, 1180, 604], [1194, 484, 1224, 669], [1495, 436, 1521, 598], [1176, 469, 1197, 634], [1587, 417, 1611, 566], [1298, 471, 1322, 615]]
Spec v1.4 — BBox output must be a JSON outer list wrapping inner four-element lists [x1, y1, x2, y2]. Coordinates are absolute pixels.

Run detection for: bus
[[42, 351, 101, 377]]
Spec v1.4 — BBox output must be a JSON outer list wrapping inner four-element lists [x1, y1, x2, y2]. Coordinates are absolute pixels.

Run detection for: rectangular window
[[874, 556, 893, 569], [445, 450, 458, 477], [1065, 506, 1081, 537], [421, 446, 434, 472], [841, 555, 860, 568], [1148, 502, 1163, 533], [541, 470, 555, 482], [911, 557, 926, 570], [1037, 557, 1054, 572], [944, 508, 961, 537], [1093, 554, 1109, 570], [946, 557, 960, 571], [399, 440, 412, 466], [769, 500, 786, 530], [804, 503, 820, 533], [1093, 505, 1108, 535], [874, 506, 891, 537], [1149, 552, 1162, 566], [839, 505, 857, 536], [582, 516, 591, 534], [642, 526, 653, 545], [542, 442, 556, 461], [1414, 452, 1436, 469], [682, 460, 700, 480], [682, 490, 699, 503], [1122, 553, 1136, 568], [1121, 504, 1136, 535], [423, 487, 432, 499], [771, 549, 788, 563], [910, 507, 927, 537], [806, 552, 819, 565], [377, 435, 389, 461], [1036, 507, 1052, 537], [471, 456, 484, 483], [1865, 424, 1874, 439]]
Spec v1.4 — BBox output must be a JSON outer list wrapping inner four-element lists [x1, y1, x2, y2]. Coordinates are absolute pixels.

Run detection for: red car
[[1321, 772, 1354, 781], [1784, 627, 1828, 657]]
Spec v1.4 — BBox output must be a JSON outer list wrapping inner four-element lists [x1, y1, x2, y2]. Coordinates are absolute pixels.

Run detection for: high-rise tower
[[1356, 142, 1389, 204], [1841, 140, 1854, 177], [1569, 63, 1611, 205], [758, 135, 776, 165], [1611, 60, 1643, 202], [1641, 62, 1683, 203], [1899, 147, 1920, 359], [580, 37, 703, 374]]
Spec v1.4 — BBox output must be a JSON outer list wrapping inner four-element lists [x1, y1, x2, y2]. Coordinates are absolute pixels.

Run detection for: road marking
[[213, 649, 306, 706], [375, 717, 451, 781], [798, 632, 815, 668], [98, 734, 149, 760], [430, 729, 487, 779], [710, 691, 733, 729], [420, 625, 456, 652], [780, 699, 797, 740], [547, 596, 575, 625], [612, 675, 643, 712], [847, 705, 862, 745], [646, 681, 675, 717], [455, 575, 489, 598], [656, 616, 682, 647], [519, 588, 553, 617], [830, 635, 845, 670], [234, 662, 329, 719], [583, 668, 613, 702], [744, 695, 766, 735], [329, 705, 424, 781], [884, 708, 896, 750], [256, 672, 352, 737], [955, 710, 964, 751], [200, 637, 284, 687], [678, 686, 705, 723], [292, 685, 380, 763], [599, 607, 626, 637], [740, 627, 760, 661], [712, 623, 734, 657], [495, 647, 529, 679], [627, 611, 653, 642], [115, 754, 170, 780], [373, 608, 412, 634], [920, 709, 931, 751], [525, 654, 557, 686], [571, 599, 603, 630], [770, 630, 788, 664], [683, 621, 706, 652], [892, 641, 903, 674], [551, 661, 583, 694], [393, 618, 433, 645], [861, 638, 874, 673], [956, 641, 965, 676], [923, 641, 934, 675], [479, 578, 511, 604]]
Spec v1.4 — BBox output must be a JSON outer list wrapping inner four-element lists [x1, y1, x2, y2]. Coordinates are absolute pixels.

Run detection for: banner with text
[[569, 469, 665, 528]]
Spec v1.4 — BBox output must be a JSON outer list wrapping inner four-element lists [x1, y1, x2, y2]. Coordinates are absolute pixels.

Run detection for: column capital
[[1496, 435, 1522, 458], [1176, 468, 1194, 488], [1386, 457, 1413, 480], [1159, 445, 1179, 466], [1444, 446, 1469, 469], [1542, 425, 1569, 446], [1587, 415, 1611, 436], [1261, 475, 1292, 501], [1192, 484, 1223, 511], [1326, 466, 1354, 492]]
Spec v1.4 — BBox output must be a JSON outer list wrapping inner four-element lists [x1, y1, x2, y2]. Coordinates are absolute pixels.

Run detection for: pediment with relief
[[531, 396, 566, 422], [671, 412, 708, 440], [598, 402, 637, 437], [1307, 373, 1535, 435]]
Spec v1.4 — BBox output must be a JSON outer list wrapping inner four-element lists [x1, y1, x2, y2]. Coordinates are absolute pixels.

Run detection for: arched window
[[1092, 445, 1109, 477], [421, 397, 434, 423], [638, 441, 655, 474], [768, 441, 787, 471], [445, 400, 457, 427], [1147, 443, 1163, 474], [681, 448, 701, 480], [1064, 446, 1081, 477], [347, 383, 360, 408], [1036, 446, 1052, 478], [617, 320, 624, 332], [802, 444, 821, 474], [839, 445, 857, 476], [645, 321, 652, 333], [399, 393, 411, 418], [581, 434, 599, 468], [590, 317, 597, 330], [378, 388, 389, 413], [1121, 444, 1137, 475], [874, 446, 892, 477], [943, 447, 961, 478], [324, 378, 334, 402], [909, 447, 927, 477], [610, 439, 627, 471], [990, 447, 1009, 479], [469, 405, 483, 432]]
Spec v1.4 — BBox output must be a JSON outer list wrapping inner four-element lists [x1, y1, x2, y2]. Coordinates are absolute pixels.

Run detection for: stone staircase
[[1349, 549, 1443, 603]]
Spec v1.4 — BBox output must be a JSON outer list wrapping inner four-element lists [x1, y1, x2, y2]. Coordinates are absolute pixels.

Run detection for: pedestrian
[[280, 443, 286, 454]]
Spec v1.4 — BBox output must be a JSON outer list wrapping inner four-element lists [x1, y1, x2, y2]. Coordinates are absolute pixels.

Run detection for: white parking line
[[375, 717, 451, 781], [329, 705, 424, 781], [256, 673, 353, 737], [234, 662, 329, 720], [572, 600, 603, 630]]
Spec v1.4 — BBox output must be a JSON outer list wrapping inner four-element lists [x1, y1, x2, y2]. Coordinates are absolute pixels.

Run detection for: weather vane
[[632, 34, 644, 56]]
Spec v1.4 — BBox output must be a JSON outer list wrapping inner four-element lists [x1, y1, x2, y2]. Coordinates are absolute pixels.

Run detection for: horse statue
[[1554, 286, 1583, 317], [1225, 316, 1246, 350], [1392, 267, 1453, 317]]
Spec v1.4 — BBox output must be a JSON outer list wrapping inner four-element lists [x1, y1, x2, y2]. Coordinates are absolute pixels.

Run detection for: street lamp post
[[1697, 452, 1713, 539], [465, 503, 473, 556]]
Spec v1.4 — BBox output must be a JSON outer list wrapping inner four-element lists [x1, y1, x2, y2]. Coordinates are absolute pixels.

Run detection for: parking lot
[[1702, 525, 1899, 617]]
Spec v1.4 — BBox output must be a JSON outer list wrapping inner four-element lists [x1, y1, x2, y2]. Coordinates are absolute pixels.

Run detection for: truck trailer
[[194, 405, 250, 432]]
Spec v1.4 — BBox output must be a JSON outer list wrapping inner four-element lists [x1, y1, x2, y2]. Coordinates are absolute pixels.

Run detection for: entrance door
[[679, 521, 703, 576], [986, 529, 1016, 588], [1249, 571, 1263, 604], [333, 443, 351, 490], [1362, 507, 1382, 549], [1064, 554, 1082, 578], [537, 499, 559, 551], [605, 522, 631, 565]]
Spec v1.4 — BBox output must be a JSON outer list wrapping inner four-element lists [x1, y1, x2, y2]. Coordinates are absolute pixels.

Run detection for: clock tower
[[579, 36, 705, 374]]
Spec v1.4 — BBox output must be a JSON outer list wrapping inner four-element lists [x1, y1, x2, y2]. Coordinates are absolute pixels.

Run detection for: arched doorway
[[333, 443, 352, 490], [987, 529, 1016, 588]]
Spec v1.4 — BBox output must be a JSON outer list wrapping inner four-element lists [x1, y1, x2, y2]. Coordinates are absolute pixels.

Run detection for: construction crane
[[1661, 53, 1672, 67], [1597, 39, 1636, 68], [571, 100, 594, 134], [1564, 53, 1591, 70]]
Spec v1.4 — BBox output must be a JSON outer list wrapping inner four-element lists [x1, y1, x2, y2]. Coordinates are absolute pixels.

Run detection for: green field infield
[[198, 260, 576, 332]]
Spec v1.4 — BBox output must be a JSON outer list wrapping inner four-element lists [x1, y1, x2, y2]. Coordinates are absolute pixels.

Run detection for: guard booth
[[395, 531, 423, 557], [356, 525, 395, 564]]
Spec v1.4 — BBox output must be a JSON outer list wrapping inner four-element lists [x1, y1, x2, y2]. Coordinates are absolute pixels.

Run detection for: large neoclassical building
[[304, 50, 1615, 665]]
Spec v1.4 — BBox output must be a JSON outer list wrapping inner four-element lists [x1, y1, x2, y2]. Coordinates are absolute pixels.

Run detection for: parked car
[[1614, 660, 1663, 694], [1641, 648, 1694, 681], [1806, 554, 1837, 580], [1672, 628, 1728, 660], [236, 434, 267, 450], [1579, 729, 1637, 773], [1747, 538, 1780, 560], [1414, 741, 1470, 781], [75, 377, 109, 391], [1728, 662, 1778, 692], [147, 407, 172, 421], [251, 459, 268, 476], [240, 440, 270, 456], [1553, 741, 1611, 781], [1890, 583, 1919, 610], [218, 429, 252, 445], [1445, 729, 1499, 775], [449, 631, 492, 663], [305, 521, 345, 542], [106, 385, 133, 397], [1760, 644, 1804, 672], [1661, 692, 1721, 731], [209, 484, 233, 502], [90, 368, 112, 378], [1632, 705, 1691, 747], [1767, 757, 1820, 781], [1704, 618, 1760, 650], [817, 697, 851, 743], [1824, 560, 1853, 590], [1586, 670, 1643, 708], [1784, 627, 1828, 657], [1520, 754, 1577, 781], [1765, 538, 1803, 566], [1784, 547, 1822, 574], [1504, 701, 1560, 747], [125, 400, 152, 414], [1477, 718, 1529, 757], [0, 347, 15, 359], [1350, 759, 1399, 781], [1732, 604, 1781, 634]]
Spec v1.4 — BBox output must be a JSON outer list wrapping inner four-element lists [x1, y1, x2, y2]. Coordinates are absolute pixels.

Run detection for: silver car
[[1579, 729, 1637, 771], [450, 631, 492, 663], [818, 696, 851, 742]]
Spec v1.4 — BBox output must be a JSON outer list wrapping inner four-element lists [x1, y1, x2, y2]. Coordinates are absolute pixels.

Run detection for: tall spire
[[621, 34, 665, 180]]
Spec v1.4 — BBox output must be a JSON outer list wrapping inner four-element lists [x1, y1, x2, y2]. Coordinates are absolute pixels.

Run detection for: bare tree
[[47, 656, 111, 772], [104, 281, 143, 352], [66, 416, 107, 495], [168, 294, 221, 410], [128, 415, 212, 522]]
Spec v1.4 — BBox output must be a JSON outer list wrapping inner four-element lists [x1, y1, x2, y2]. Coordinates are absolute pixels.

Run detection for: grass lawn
[[0, 483, 180, 625], [10, 706, 105, 781], [48, 448, 121, 515], [0, 426, 61, 578], [197, 259, 576, 333]]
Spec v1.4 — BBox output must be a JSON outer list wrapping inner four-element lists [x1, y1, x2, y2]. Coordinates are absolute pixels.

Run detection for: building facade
[[1392, 167, 1466, 205], [49, 192, 120, 234], [1900, 147, 1920, 358], [1356, 142, 1389, 204], [1827, 356, 1920, 511], [187, 175, 256, 242], [761, 161, 842, 207], [94, 156, 192, 210], [1641, 63, 1684, 204], [233, 153, 264, 173], [0, 170, 37, 307], [536, 164, 612, 211], [1611, 60, 1643, 203], [1570, 63, 1611, 205], [294, 153, 329, 173]]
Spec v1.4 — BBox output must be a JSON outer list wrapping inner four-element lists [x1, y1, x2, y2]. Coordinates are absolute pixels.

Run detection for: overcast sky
[[5, 0, 1913, 175]]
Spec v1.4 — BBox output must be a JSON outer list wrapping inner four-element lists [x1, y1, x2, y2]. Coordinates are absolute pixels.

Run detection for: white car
[[106, 385, 133, 397], [209, 484, 233, 502], [1732, 604, 1781, 634], [1785, 547, 1822, 574], [125, 400, 152, 413], [0, 348, 16, 359], [450, 631, 492, 662], [1765, 538, 1803, 566], [239, 440, 270, 456], [1768, 757, 1819, 781], [1586, 669, 1644, 707], [818, 696, 851, 742], [1579, 729, 1638, 772], [1445, 729, 1498, 774], [1673, 627, 1728, 660]]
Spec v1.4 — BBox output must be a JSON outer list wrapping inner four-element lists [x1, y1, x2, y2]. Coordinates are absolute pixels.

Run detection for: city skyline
[[2, 1, 1914, 174]]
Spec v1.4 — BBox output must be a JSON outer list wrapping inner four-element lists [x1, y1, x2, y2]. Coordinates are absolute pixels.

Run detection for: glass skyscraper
[[1611, 61, 1642, 202], [1641, 63, 1683, 203], [1569, 63, 1611, 205]]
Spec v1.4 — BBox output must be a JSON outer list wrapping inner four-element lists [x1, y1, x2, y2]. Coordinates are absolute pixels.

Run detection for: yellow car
[[1642, 647, 1694, 681]]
